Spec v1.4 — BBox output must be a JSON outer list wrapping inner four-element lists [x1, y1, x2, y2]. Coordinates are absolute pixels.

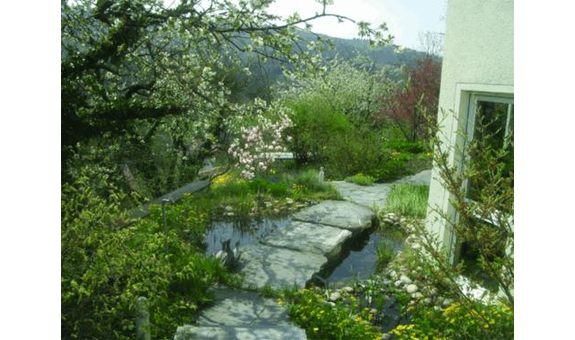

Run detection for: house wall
[[425, 0, 514, 261]]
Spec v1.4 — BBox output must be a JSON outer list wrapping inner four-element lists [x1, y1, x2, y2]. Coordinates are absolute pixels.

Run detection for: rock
[[196, 286, 292, 327], [327, 301, 336, 307], [224, 205, 234, 212], [238, 244, 327, 290], [261, 221, 353, 259], [400, 275, 412, 284], [412, 292, 424, 299], [428, 288, 438, 297], [382, 334, 392, 340], [383, 218, 395, 225], [394, 280, 403, 288], [286, 198, 294, 205], [369, 308, 378, 315], [386, 213, 397, 220], [225, 212, 235, 217], [342, 286, 354, 293], [329, 292, 342, 302], [422, 298, 432, 306], [406, 284, 419, 294], [174, 325, 306, 340], [442, 299, 452, 307], [293, 200, 375, 233], [274, 208, 280, 214]]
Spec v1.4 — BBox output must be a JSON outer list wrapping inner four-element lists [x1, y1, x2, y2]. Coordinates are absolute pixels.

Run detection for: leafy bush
[[287, 98, 390, 180], [346, 173, 376, 186], [385, 139, 427, 154], [377, 58, 441, 142], [390, 302, 513, 339], [291, 169, 330, 192], [285, 288, 380, 340], [282, 58, 399, 125], [61, 179, 233, 340], [376, 242, 394, 271], [385, 184, 430, 218]]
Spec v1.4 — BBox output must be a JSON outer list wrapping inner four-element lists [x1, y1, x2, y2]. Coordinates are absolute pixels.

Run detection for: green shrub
[[291, 169, 328, 191], [346, 173, 376, 186], [376, 242, 394, 271], [385, 140, 427, 154], [390, 302, 513, 340], [61, 179, 233, 340], [385, 184, 429, 218], [287, 98, 389, 180], [285, 288, 380, 340]]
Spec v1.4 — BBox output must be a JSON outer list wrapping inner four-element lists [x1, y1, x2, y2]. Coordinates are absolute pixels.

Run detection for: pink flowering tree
[[226, 99, 293, 180]]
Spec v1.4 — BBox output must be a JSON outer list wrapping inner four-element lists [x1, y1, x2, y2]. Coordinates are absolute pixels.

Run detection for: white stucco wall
[[425, 0, 514, 261]]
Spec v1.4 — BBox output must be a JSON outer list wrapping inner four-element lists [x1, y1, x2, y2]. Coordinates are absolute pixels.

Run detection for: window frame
[[462, 93, 514, 227]]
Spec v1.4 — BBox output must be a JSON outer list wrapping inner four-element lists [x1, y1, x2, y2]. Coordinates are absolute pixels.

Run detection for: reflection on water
[[325, 231, 404, 287], [204, 215, 404, 288], [203, 217, 292, 256]]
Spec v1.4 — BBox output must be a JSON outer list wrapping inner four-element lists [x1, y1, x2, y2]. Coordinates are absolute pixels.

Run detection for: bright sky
[[267, 0, 446, 50], [163, 0, 446, 50]]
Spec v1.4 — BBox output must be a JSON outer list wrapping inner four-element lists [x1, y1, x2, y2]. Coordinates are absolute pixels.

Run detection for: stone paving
[[173, 170, 431, 339], [332, 170, 431, 210]]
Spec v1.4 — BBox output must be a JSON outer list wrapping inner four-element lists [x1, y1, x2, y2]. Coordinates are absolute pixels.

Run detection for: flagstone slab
[[330, 170, 431, 210], [293, 200, 375, 232], [261, 221, 352, 259], [174, 325, 307, 340], [238, 244, 327, 290], [331, 181, 392, 209], [196, 286, 291, 327]]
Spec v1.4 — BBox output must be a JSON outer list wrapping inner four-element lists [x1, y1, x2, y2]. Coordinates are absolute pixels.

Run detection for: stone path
[[174, 286, 306, 339], [173, 170, 431, 339], [332, 170, 431, 210]]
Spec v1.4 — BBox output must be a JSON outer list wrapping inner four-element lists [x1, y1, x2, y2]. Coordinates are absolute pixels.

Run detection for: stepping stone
[[174, 325, 307, 340], [261, 221, 352, 259], [293, 200, 375, 232], [196, 286, 292, 327], [238, 244, 327, 290], [331, 181, 392, 209]]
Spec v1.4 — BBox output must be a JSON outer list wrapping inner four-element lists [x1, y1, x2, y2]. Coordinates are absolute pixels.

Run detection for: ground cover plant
[[385, 184, 430, 218], [346, 173, 376, 186]]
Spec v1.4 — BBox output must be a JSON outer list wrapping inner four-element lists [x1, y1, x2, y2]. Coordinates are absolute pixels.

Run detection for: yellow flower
[[277, 299, 283, 306], [313, 327, 319, 332]]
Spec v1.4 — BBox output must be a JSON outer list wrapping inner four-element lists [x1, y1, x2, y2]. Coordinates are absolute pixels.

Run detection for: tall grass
[[385, 184, 430, 218]]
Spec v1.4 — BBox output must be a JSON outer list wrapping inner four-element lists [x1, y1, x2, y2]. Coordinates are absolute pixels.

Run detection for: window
[[464, 94, 514, 203]]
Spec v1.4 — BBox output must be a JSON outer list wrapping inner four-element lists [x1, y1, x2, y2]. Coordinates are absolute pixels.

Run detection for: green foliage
[[346, 173, 376, 186], [375, 242, 394, 271], [385, 184, 430, 218], [151, 169, 340, 229], [390, 302, 513, 339], [282, 58, 399, 124], [383, 111, 514, 339], [61, 179, 234, 340], [291, 169, 331, 192], [385, 140, 427, 154], [287, 98, 390, 180], [285, 288, 380, 340]]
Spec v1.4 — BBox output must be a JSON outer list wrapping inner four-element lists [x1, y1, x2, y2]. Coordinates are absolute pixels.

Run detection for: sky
[[266, 0, 447, 50], [163, 0, 447, 50]]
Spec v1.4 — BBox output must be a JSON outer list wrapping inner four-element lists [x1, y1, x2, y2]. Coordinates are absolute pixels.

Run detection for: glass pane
[[474, 100, 509, 150], [467, 100, 514, 201]]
